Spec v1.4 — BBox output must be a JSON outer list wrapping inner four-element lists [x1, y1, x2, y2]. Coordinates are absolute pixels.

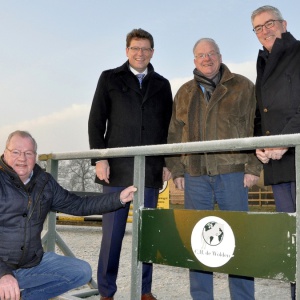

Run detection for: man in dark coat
[[88, 28, 173, 300], [0, 130, 136, 300], [251, 5, 300, 299]]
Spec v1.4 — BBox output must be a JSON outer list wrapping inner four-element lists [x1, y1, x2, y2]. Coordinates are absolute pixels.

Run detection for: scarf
[[193, 67, 222, 101]]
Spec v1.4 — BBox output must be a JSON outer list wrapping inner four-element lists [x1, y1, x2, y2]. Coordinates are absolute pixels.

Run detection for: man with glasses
[[251, 5, 300, 299], [88, 28, 173, 300], [0, 130, 137, 300], [166, 38, 261, 300]]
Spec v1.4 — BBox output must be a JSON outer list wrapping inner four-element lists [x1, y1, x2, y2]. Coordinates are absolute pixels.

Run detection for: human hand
[[0, 274, 21, 300], [174, 177, 185, 190], [244, 174, 260, 188], [264, 147, 288, 160], [162, 167, 172, 182], [120, 186, 137, 203], [95, 160, 110, 183], [255, 149, 270, 164]]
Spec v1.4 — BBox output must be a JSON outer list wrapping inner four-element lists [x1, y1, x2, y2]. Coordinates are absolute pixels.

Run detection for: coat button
[[266, 130, 270, 135], [23, 213, 27, 217], [263, 108, 268, 113]]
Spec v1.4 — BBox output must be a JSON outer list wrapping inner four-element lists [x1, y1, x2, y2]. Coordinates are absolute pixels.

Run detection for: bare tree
[[61, 159, 98, 192], [38, 159, 101, 192]]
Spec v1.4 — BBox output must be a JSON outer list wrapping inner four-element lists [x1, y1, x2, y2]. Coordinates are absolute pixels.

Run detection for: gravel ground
[[54, 223, 291, 300]]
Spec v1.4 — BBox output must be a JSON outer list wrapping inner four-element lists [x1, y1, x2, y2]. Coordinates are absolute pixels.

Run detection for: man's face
[[252, 11, 287, 52], [4, 135, 36, 183], [194, 41, 222, 79], [126, 38, 154, 73]]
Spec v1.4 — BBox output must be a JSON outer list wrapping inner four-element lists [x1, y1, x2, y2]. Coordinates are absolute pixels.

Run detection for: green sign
[[139, 209, 296, 281]]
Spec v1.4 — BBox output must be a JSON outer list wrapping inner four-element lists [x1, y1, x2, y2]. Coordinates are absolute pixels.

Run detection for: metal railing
[[40, 133, 300, 300]]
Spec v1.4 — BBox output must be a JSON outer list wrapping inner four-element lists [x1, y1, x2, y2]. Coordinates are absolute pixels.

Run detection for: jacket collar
[[0, 155, 42, 186], [261, 32, 297, 56]]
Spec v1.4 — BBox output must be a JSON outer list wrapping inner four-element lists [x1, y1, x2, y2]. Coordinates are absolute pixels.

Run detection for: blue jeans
[[98, 186, 159, 297], [14, 252, 92, 300], [184, 172, 254, 300]]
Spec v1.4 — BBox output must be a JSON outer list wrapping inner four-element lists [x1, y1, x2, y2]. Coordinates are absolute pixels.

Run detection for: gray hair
[[193, 38, 220, 55], [251, 5, 284, 23], [6, 130, 38, 152]]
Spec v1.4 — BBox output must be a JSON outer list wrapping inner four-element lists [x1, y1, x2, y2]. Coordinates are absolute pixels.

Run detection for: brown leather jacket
[[166, 63, 261, 179]]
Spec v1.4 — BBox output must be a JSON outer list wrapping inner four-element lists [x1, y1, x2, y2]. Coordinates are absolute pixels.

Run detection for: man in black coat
[[88, 28, 173, 300], [251, 5, 300, 299]]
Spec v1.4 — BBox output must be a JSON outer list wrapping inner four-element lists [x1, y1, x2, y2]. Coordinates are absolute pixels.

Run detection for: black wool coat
[[88, 61, 173, 188], [254, 32, 300, 185]]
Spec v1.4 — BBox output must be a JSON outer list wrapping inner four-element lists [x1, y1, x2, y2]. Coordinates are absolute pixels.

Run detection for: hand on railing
[[120, 186, 137, 203]]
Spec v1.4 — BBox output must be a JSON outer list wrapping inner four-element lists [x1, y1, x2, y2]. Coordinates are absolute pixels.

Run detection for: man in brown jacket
[[166, 38, 261, 300]]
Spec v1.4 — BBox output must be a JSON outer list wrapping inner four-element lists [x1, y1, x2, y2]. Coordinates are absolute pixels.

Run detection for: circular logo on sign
[[191, 216, 235, 267]]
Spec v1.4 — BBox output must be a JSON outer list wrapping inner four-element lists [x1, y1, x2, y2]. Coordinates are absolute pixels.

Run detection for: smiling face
[[193, 41, 222, 79], [4, 134, 37, 183], [126, 38, 154, 73], [252, 11, 287, 52]]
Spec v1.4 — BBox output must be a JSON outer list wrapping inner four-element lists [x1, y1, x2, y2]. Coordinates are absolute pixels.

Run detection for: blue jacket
[[0, 156, 124, 278]]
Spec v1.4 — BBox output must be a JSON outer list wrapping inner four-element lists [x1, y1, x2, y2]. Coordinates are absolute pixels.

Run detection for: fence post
[[43, 158, 58, 252], [296, 145, 300, 300], [131, 155, 145, 300]]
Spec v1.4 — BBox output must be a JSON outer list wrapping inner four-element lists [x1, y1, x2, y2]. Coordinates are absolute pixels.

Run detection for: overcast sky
[[1, 0, 299, 154]]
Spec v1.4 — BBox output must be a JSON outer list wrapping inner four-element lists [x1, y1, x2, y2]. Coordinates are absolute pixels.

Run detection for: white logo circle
[[191, 216, 235, 267]]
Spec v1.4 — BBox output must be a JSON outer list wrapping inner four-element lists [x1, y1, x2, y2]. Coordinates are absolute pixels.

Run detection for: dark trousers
[[97, 186, 159, 297], [272, 181, 296, 300]]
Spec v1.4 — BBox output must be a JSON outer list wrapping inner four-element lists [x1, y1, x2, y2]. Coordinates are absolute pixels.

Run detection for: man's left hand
[[264, 147, 288, 160]]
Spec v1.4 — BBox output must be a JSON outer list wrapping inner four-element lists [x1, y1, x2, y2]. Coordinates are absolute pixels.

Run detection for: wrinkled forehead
[[8, 135, 35, 150], [194, 42, 217, 54]]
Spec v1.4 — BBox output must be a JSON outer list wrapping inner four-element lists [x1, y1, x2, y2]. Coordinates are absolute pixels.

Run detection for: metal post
[[43, 158, 58, 252], [131, 155, 145, 300], [296, 145, 300, 300]]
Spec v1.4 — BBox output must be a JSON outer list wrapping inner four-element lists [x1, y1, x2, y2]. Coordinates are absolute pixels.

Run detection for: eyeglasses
[[195, 51, 219, 60], [253, 19, 283, 34], [6, 148, 36, 159], [128, 46, 153, 54]]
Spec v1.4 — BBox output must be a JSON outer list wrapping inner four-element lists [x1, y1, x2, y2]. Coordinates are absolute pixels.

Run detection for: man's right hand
[[255, 149, 270, 164], [174, 177, 185, 190], [96, 160, 110, 184], [0, 274, 21, 300]]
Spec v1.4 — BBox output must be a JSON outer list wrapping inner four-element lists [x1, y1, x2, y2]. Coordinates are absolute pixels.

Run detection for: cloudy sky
[[1, 0, 299, 154]]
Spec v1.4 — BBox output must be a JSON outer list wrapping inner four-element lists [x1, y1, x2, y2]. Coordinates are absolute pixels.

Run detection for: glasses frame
[[253, 19, 283, 34], [194, 51, 219, 60], [127, 46, 153, 54], [6, 148, 37, 158]]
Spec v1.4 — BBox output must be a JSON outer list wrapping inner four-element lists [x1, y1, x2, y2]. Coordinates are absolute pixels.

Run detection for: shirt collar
[[24, 171, 34, 185], [129, 66, 148, 76]]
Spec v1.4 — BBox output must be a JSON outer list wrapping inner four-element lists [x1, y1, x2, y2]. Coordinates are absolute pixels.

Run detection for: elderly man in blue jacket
[[0, 130, 136, 300]]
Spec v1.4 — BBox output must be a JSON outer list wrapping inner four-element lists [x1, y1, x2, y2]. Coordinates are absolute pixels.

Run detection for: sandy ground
[[53, 223, 291, 300]]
